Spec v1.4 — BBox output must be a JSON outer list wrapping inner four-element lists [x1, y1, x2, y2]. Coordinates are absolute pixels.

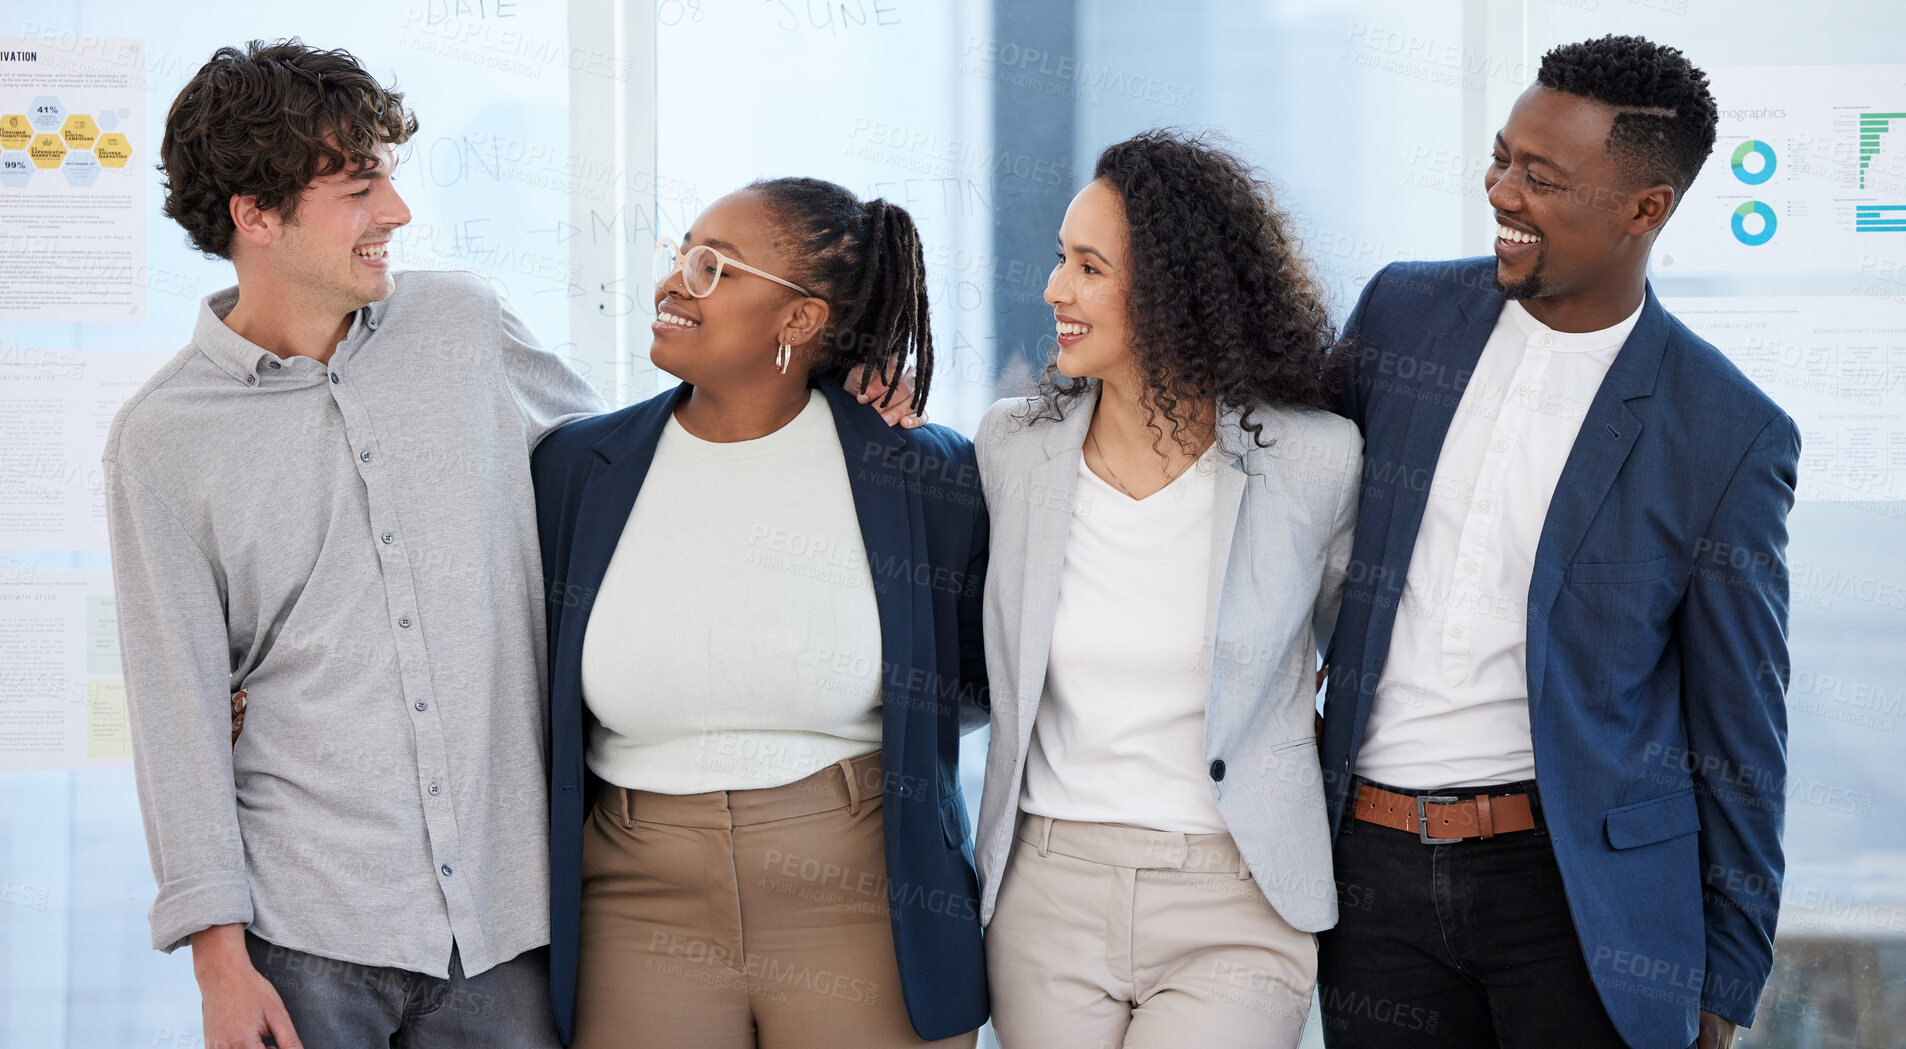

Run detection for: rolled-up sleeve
[[103, 456, 253, 952]]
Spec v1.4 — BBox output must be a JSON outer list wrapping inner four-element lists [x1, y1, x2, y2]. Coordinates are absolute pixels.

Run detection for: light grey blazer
[[972, 383, 1362, 933]]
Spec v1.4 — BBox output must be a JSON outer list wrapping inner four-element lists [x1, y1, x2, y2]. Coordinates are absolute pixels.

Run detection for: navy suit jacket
[[531, 379, 990, 1044], [1320, 259, 1799, 1049]]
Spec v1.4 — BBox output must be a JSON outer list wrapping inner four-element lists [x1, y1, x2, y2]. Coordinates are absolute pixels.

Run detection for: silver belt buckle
[[1416, 794, 1463, 844]]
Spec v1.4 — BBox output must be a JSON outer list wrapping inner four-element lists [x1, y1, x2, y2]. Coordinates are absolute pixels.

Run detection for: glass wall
[[2, 2, 1901, 1046]]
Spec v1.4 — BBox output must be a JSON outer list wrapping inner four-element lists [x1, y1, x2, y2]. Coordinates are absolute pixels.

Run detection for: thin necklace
[[1088, 427, 1198, 498]]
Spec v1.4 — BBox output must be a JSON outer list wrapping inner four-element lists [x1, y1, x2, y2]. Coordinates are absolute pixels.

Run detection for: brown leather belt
[[1353, 783, 1536, 843]]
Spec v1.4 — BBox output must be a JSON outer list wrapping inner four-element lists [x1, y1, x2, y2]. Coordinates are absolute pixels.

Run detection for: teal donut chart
[[1731, 140, 1776, 186], [1731, 200, 1777, 246]]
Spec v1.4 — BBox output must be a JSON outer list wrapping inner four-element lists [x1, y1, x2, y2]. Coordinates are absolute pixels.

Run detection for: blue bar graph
[[1855, 205, 1906, 232]]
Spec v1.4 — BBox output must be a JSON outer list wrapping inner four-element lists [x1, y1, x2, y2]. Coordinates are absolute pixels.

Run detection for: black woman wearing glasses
[[530, 177, 989, 1049]]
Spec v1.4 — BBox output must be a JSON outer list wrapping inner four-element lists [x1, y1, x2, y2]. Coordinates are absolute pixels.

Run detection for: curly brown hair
[[160, 40, 418, 259], [1028, 129, 1342, 450]]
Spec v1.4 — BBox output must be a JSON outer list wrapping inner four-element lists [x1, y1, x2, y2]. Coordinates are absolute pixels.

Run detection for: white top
[[1021, 445, 1227, 834], [1356, 298, 1642, 789], [580, 390, 884, 793]]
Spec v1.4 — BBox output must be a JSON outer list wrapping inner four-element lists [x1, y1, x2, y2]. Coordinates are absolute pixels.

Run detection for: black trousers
[[1316, 780, 1633, 1049]]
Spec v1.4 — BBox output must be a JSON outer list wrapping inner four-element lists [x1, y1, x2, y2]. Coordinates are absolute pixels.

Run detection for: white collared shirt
[[1356, 297, 1643, 789]]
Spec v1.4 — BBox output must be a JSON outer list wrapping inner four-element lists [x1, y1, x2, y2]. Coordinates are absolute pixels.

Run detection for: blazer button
[[1209, 759, 1226, 782]]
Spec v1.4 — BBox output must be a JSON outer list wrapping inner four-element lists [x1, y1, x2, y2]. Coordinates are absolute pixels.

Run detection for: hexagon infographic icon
[[0, 114, 31, 150], [94, 132, 132, 168], [27, 132, 66, 168], [61, 113, 99, 151], [27, 95, 65, 132], [63, 150, 101, 187], [0, 151, 31, 187]]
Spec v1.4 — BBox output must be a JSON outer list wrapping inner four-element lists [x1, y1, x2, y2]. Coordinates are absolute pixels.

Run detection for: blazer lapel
[[563, 384, 691, 644], [1380, 285, 1502, 563], [1198, 410, 1255, 750], [818, 381, 918, 759], [1524, 288, 1667, 713], [1013, 385, 1096, 730], [1357, 286, 1502, 690], [1205, 409, 1254, 668]]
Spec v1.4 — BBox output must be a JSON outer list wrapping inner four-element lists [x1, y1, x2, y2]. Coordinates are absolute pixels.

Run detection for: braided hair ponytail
[[747, 177, 934, 415]]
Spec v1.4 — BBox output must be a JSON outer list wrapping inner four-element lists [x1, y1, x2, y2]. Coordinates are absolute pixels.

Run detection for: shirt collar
[[1501, 297, 1645, 354], [193, 285, 386, 385]]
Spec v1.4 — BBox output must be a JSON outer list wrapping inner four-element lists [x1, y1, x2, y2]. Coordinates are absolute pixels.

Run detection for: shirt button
[[1515, 384, 1530, 396], [1209, 759, 1226, 782], [1542, 335, 1555, 347], [360, 450, 373, 462], [399, 616, 412, 628], [330, 373, 340, 384], [268, 360, 282, 369], [429, 783, 441, 796], [1465, 562, 1478, 574], [415, 700, 427, 711], [1494, 439, 1509, 452], [440, 865, 453, 877], [1451, 626, 1466, 638], [382, 532, 395, 544], [1476, 500, 1492, 512], [245, 375, 257, 386]]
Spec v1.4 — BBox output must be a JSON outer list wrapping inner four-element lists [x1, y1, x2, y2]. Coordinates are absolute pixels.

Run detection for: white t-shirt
[[1356, 298, 1642, 789], [580, 390, 883, 793], [1020, 445, 1227, 834]]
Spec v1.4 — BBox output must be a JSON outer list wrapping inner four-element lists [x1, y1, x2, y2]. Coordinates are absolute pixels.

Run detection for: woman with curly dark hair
[[970, 129, 1362, 1048]]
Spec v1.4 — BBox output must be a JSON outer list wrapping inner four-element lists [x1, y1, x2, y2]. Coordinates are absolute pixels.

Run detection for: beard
[[1494, 257, 1546, 300]]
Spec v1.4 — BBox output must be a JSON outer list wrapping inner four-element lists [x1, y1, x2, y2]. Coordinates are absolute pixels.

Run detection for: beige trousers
[[986, 814, 1317, 1049], [572, 750, 976, 1049]]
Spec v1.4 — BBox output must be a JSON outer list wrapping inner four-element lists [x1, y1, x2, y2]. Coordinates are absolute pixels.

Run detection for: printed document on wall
[[0, 568, 127, 771], [0, 38, 146, 322], [0, 350, 172, 549]]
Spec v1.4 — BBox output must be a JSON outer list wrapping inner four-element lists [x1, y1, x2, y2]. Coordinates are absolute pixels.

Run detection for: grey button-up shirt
[[102, 270, 603, 976]]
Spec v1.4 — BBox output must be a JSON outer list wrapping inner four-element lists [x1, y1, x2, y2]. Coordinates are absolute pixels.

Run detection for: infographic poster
[[1656, 65, 1906, 273], [0, 568, 127, 771], [0, 349, 172, 550], [0, 38, 146, 322], [1666, 295, 1906, 503]]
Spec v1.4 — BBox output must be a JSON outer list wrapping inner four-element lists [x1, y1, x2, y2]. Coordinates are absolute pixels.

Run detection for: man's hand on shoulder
[[192, 924, 303, 1049], [845, 363, 928, 429]]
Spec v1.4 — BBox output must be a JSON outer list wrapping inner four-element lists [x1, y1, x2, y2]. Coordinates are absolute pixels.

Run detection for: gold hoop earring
[[775, 341, 792, 375]]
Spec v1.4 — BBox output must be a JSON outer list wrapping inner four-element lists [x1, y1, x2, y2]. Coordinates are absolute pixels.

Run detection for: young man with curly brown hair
[[103, 39, 601, 1049]]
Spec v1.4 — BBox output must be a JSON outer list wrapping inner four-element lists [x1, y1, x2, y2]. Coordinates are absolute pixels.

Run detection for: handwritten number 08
[[656, 0, 705, 25]]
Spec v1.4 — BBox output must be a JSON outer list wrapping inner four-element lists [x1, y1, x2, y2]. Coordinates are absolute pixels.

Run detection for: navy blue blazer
[[1321, 259, 1798, 1049], [531, 378, 990, 1044]]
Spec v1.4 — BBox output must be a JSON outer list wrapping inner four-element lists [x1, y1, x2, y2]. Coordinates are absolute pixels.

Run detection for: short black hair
[[1536, 34, 1716, 212]]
